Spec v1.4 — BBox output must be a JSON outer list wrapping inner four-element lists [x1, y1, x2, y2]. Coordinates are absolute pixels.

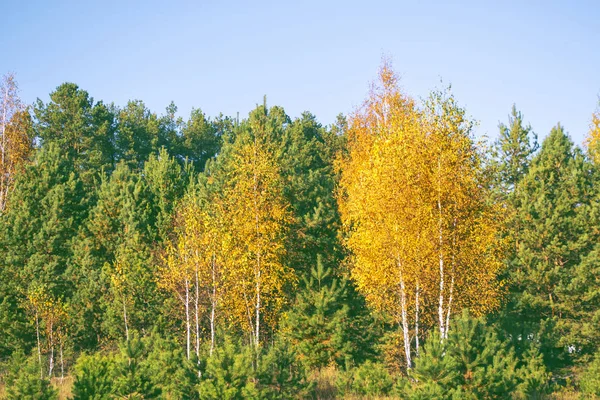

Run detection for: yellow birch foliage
[[0, 73, 33, 213], [220, 115, 293, 345], [157, 190, 224, 340], [422, 90, 505, 321], [585, 101, 600, 164], [337, 64, 505, 357], [338, 65, 429, 319]]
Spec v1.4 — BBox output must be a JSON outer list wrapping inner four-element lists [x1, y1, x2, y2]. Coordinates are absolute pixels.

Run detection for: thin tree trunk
[[185, 278, 190, 360], [444, 275, 454, 340], [253, 136, 261, 350], [242, 285, 255, 346], [48, 322, 54, 377], [36, 312, 42, 379], [60, 344, 64, 384], [210, 254, 217, 356], [398, 265, 411, 369], [437, 159, 446, 339], [415, 282, 420, 357], [443, 219, 458, 339], [195, 267, 200, 359], [122, 297, 129, 342]]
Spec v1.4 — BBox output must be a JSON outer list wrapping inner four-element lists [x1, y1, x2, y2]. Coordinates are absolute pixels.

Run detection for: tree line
[[0, 65, 599, 398]]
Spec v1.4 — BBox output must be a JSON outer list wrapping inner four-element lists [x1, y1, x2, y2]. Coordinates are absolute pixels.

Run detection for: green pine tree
[[112, 334, 161, 399], [71, 352, 116, 400], [4, 351, 58, 400], [197, 336, 259, 400], [407, 329, 460, 399], [282, 256, 353, 370], [34, 83, 116, 183], [503, 125, 599, 371]]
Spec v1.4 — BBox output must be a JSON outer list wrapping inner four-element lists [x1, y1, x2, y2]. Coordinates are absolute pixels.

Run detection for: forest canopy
[[0, 65, 599, 399]]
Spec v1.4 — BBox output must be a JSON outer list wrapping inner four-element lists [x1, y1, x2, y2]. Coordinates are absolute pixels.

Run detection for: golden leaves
[[585, 102, 600, 164], [338, 65, 505, 328]]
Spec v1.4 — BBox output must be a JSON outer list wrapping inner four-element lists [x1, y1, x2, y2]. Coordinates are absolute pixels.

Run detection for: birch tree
[[422, 90, 504, 339], [217, 105, 293, 348], [0, 73, 32, 213], [585, 100, 600, 164], [158, 185, 224, 359], [338, 64, 433, 369], [338, 64, 504, 370]]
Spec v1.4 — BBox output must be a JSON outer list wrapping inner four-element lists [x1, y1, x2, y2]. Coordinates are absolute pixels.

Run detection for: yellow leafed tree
[[337, 63, 504, 370], [219, 108, 293, 348], [0, 73, 33, 213], [585, 100, 600, 164], [158, 187, 224, 358]]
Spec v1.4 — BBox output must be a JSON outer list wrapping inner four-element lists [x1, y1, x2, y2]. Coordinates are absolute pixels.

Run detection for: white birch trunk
[[242, 287, 255, 346], [122, 298, 129, 342], [210, 254, 217, 355], [444, 275, 454, 340], [398, 264, 411, 369], [415, 282, 420, 356], [48, 321, 54, 377], [185, 278, 191, 360], [253, 134, 261, 349], [437, 160, 446, 339], [194, 268, 200, 359], [443, 219, 457, 339], [36, 312, 42, 379]]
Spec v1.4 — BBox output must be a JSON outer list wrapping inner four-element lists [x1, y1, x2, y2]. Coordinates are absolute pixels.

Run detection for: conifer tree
[[506, 125, 599, 370], [283, 257, 351, 370], [34, 83, 116, 183], [178, 108, 226, 171], [0, 144, 85, 361], [69, 161, 157, 344], [493, 105, 538, 196]]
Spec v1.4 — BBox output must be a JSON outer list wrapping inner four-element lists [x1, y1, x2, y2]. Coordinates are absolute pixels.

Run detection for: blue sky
[[2, 0, 599, 146]]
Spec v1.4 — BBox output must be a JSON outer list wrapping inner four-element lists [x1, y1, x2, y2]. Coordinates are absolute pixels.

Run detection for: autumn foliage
[[337, 64, 505, 368]]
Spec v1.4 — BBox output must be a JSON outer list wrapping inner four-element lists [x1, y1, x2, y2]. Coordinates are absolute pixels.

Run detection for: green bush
[[144, 333, 199, 399], [112, 334, 161, 399], [71, 352, 116, 400], [514, 344, 551, 399], [580, 351, 600, 397], [405, 311, 550, 399], [257, 337, 313, 399], [197, 337, 258, 400], [4, 351, 58, 400], [405, 329, 460, 399], [337, 361, 393, 397]]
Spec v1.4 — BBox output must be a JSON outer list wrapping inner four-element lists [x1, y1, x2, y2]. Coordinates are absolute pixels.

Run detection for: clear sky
[[2, 0, 599, 146]]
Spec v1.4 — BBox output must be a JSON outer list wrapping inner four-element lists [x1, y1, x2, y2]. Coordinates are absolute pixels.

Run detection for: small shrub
[[337, 361, 393, 397], [71, 352, 116, 400], [4, 351, 58, 400], [580, 352, 600, 397]]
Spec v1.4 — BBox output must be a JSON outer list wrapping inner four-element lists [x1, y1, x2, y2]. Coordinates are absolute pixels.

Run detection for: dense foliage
[[0, 67, 599, 399]]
